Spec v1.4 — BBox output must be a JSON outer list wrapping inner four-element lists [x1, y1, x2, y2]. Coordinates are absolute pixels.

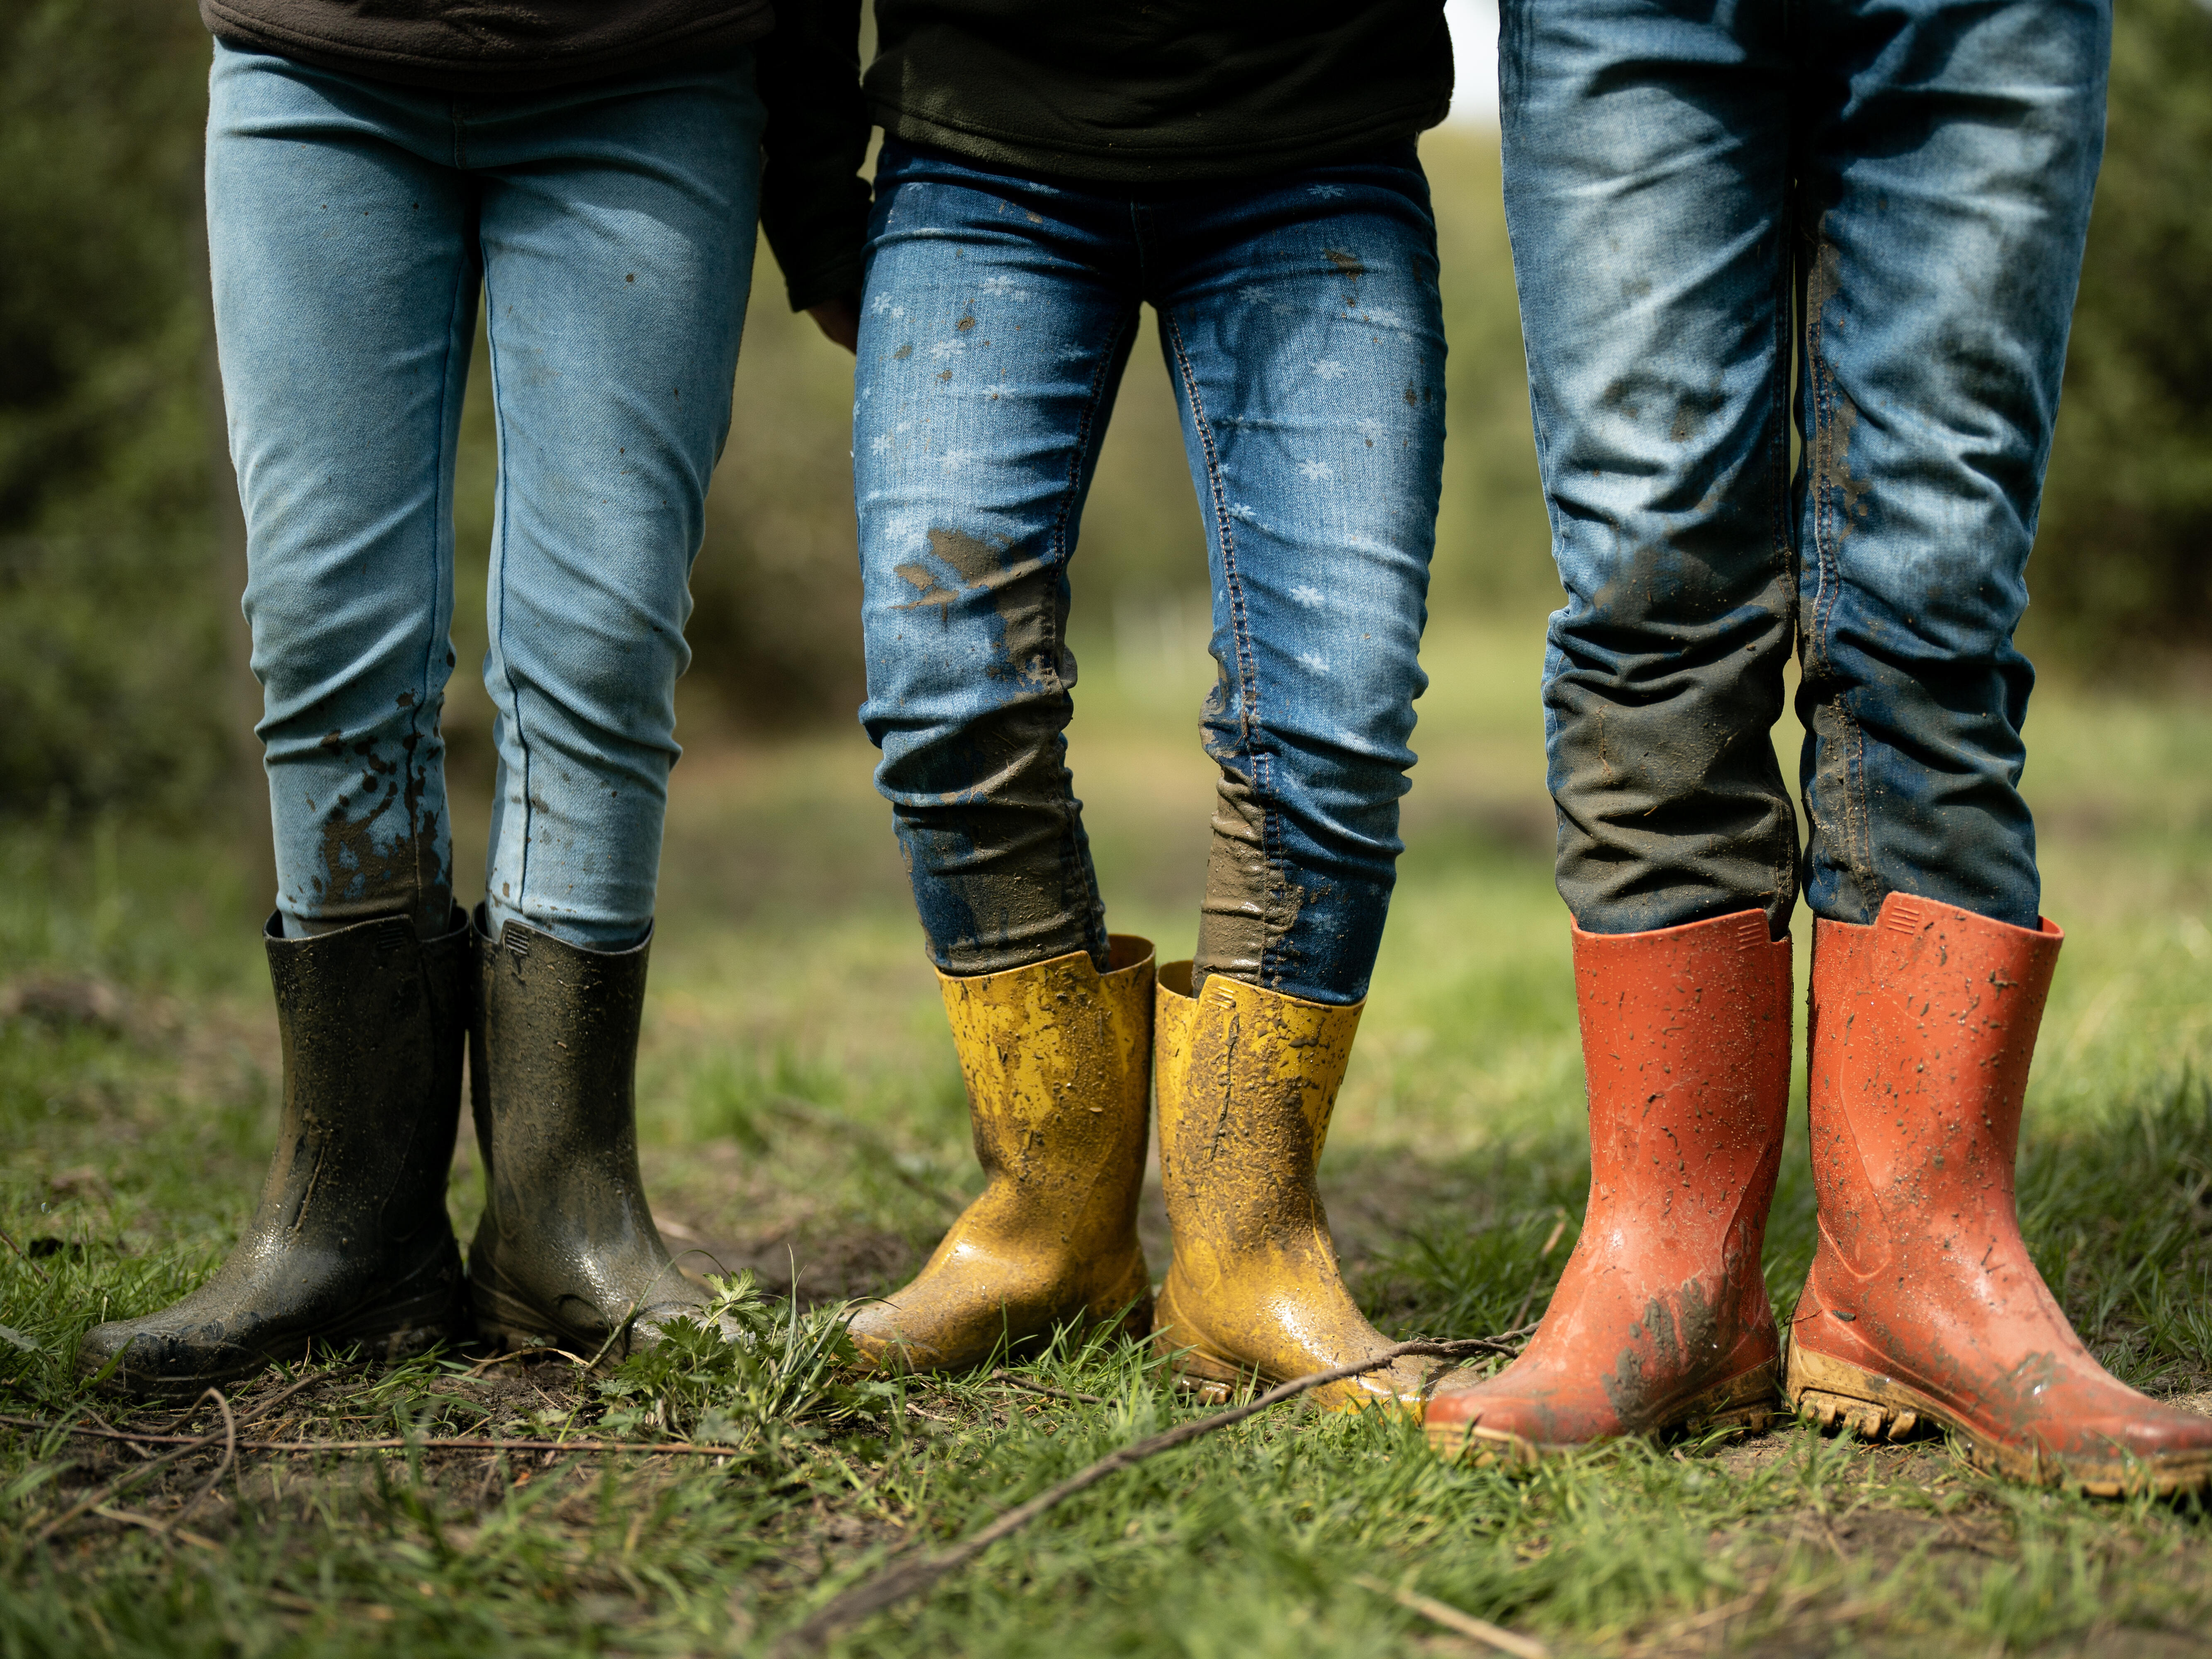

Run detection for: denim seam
[[1803, 257, 1874, 917], [482, 250, 532, 924], [1161, 305, 1277, 986], [1764, 224, 1798, 925], [1049, 302, 1138, 960], [413, 236, 474, 929]]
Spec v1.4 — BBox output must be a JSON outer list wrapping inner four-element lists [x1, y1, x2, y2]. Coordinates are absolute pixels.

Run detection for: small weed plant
[[595, 1275, 892, 1452]]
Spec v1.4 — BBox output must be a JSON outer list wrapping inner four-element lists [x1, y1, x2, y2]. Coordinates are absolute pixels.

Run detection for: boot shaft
[[1571, 910, 1791, 1247], [260, 907, 470, 1250], [1808, 893, 2062, 1263], [1153, 964, 1361, 1250], [470, 909, 651, 1202], [938, 935, 1153, 1238]]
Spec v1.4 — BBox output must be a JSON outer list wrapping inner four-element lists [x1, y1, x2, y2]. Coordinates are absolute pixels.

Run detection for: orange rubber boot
[[1787, 894, 2212, 1495], [1426, 910, 1790, 1462]]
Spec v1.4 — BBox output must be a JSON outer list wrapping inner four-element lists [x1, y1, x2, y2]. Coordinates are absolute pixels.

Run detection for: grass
[[2, 618, 2210, 1656]]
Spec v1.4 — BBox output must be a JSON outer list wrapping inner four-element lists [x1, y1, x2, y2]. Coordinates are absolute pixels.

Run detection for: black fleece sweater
[[200, 0, 773, 94], [758, 0, 1453, 312]]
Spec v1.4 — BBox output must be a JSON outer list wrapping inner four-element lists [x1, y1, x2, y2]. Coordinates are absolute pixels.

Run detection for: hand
[[806, 292, 861, 353]]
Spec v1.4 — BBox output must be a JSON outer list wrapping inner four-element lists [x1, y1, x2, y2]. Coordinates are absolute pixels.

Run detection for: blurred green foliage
[[0, 0, 234, 820], [2, 0, 2207, 817], [2032, 0, 2212, 655]]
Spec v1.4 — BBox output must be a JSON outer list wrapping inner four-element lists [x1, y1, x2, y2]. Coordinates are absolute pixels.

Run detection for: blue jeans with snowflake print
[[852, 139, 1446, 1004]]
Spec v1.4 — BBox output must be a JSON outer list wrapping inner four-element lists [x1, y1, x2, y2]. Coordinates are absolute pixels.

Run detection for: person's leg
[[844, 143, 1155, 1372], [1144, 146, 1446, 1408], [220, 54, 476, 939], [1158, 144, 1445, 1007], [1513, 9, 1801, 942], [1427, 1, 1796, 1457], [472, 63, 761, 951], [456, 60, 764, 1353], [854, 144, 1134, 978], [1785, 0, 2212, 1494], [1791, 2, 2090, 929], [78, 44, 475, 1394]]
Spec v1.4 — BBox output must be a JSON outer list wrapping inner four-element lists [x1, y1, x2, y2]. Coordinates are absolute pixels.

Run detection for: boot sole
[[1424, 1360, 1780, 1465], [82, 1306, 459, 1402], [472, 1280, 612, 1360], [1787, 1338, 2212, 1497], [853, 1290, 1154, 1376], [1158, 1335, 1426, 1417]]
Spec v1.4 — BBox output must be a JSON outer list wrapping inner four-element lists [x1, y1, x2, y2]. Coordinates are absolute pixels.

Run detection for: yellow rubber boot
[[848, 936, 1156, 1372], [1152, 963, 1431, 1412]]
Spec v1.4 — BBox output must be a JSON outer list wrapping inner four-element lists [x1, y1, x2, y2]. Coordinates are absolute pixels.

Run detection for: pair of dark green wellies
[[77, 910, 718, 1399]]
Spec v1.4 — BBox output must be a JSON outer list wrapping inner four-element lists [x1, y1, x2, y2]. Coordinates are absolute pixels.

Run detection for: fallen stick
[[92, 1504, 219, 1551], [1351, 1574, 1550, 1659], [771, 1335, 1518, 1658], [0, 1415, 761, 1459], [985, 1370, 1110, 1406], [163, 1388, 237, 1538], [0, 1226, 50, 1285], [28, 1373, 321, 1543]]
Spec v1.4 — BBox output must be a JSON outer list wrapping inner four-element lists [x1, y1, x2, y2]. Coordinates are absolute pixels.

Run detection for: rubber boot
[[1151, 964, 1428, 1412], [849, 937, 1155, 1372], [1427, 911, 1790, 1462], [1786, 893, 2212, 1494], [76, 911, 470, 1398], [467, 909, 720, 1357]]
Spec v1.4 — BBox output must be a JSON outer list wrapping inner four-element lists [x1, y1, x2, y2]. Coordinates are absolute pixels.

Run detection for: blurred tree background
[[2, 0, 2207, 825]]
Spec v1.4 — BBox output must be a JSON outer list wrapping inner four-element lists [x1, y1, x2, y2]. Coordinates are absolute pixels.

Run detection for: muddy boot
[[1151, 965, 1428, 1412], [76, 912, 470, 1399], [467, 910, 720, 1357], [1786, 894, 2212, 1495], [849, 937, 1155, 1372], [1426, 911, 1789, 1462]]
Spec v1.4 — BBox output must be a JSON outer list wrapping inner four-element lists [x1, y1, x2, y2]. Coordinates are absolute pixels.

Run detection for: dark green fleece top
[[758, 0, 1453, 312]]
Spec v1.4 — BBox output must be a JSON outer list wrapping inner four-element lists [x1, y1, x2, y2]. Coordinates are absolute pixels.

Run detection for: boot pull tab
[[1883, 897, 1928, 937]]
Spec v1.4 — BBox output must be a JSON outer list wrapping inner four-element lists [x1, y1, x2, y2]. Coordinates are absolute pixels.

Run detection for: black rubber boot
[[467, 908, 723, 1357], [77, 910, 470, 1399]]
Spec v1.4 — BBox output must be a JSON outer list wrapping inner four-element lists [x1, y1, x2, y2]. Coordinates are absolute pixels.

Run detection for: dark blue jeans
[[854, 141, 1447, 1003], [1505, 0, 2108, 936]]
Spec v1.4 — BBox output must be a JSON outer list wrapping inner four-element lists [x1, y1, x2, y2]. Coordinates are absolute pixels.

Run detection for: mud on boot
[[847, 938, 1155, 1373], [1786, 894, 2212, 1497], [1426, 912, 1791, 1462], [1151, 965, 1433, 1413], [76, 910, 471, 1400], [467, 910, 725, 1358]]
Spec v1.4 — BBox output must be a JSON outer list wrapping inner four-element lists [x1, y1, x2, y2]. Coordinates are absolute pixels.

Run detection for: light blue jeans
[[207, 42, 763, 948], [854, 141, 1446, 1004], [1505, 0, 2107, 937]]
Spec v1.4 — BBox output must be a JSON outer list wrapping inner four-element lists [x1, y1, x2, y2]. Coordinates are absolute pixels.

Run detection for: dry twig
[[771, 1335, 1520, 1658], [25, 1374, 322, 1543], [0, 1226, 51, 1285], [163, 1388, 237, 1538], [985, 1369, 1109, 1406], [1351, 1574, 1550, 1659], [0, 1414, 753, 1460]]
